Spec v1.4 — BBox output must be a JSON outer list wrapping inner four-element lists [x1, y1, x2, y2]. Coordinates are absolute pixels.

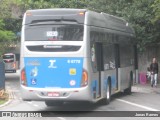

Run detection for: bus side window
[[103, 45, 115, 70]]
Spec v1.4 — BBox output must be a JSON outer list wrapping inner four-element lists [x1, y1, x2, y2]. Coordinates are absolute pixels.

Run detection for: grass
[[0, 92, 9, 105]]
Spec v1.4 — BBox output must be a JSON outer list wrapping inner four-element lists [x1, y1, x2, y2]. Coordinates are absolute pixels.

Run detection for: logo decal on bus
[[69, 68, 76, 75], [48, 60, 57, 68], [31, 78, 37, 85], [70, 80, 76, 86], [30, 67, 38, 77]]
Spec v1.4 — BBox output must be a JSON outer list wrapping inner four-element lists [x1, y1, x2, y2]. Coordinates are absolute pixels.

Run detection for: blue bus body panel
[[24, 57, 83, 88]]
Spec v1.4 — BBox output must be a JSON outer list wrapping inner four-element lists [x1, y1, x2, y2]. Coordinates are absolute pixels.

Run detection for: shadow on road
[[40, 102, 108, 117], [43, 101, 100, 111]]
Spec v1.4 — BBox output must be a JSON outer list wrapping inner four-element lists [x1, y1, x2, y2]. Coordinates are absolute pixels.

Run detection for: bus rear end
[[3, 53, 16, 73], [20, 9, 91, 103]]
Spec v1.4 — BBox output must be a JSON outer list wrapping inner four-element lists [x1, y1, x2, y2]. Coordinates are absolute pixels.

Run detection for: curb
[[0, 90, 13, 108], [132, 84, 160, 93]]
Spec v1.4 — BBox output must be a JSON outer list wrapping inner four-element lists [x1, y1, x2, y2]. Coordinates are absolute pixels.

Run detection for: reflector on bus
[[26, 11, 32, 16], [79, 12, 85, 16]]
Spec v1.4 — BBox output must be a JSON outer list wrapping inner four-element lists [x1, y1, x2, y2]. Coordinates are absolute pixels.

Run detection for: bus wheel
[[101, 80, 111, 105], [45, 101, 64, 106]]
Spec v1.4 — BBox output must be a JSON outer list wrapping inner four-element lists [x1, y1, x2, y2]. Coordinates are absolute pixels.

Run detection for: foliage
[[4, 18, 22, 33], [0, 0, 12, 18], [151, 0, 160, 23], [0, 30, 16, 41], [0, 0, 159, 51], [125, 0, 157, 51], [151, 0, 160, 48], [87, 0, 157, 51], [0, 0, 17, 42], [0, 19, 16, 42], [17, 0, 89, 10]]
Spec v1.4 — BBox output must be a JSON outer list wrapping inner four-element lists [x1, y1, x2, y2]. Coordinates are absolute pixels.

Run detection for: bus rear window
[[3, 55, 14, 63], [3, 55, 14, 59], [25, 24, 83, 41]]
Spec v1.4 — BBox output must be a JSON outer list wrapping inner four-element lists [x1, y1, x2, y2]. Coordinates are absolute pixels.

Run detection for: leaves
[[0, 0, 159, 51], [0, 30, 16, 42], [151, 0, 160, 23], [0, 0, 17, 42], [86, 0, 157, 50], [0, 19, 16, 42]]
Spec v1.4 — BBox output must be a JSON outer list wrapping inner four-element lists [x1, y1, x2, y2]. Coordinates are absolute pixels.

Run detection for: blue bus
[[20, 9, 137, 106]]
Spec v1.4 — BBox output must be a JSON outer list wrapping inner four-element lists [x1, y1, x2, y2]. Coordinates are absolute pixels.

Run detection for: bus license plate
[[47, 92, 60, 97]]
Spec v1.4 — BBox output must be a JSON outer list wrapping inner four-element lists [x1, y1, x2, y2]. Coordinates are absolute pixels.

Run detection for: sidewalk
[[132, 83, 160, 94]]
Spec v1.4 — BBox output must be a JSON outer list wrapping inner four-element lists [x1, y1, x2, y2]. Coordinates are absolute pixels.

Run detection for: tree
[[0, 0, 159, 51], [17, 0, 89, 11], [151, 0, 160, 46], [87, 0, 157, 51], [124, 0, 156, 51], [152, 0, 160, 23], [0, 0, 17, 42], [0, 19, 16, 42]]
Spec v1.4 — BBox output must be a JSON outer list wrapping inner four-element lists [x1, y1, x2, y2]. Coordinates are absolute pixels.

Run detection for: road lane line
[[33, 104, 39, 107], [27, 101, 32, 104], [19, 98, 22, 100], [116, 99, 160, 111]]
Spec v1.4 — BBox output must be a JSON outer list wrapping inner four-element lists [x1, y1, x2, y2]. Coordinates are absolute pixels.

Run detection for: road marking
[[19, 98, 22, 100], [116, 99, 160, 111], [57, 117, 66, 120], [33, 104, 39, 107], [27, 101, 32, 104]]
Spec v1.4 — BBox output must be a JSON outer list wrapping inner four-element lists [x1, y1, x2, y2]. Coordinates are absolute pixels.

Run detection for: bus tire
[[101, 80, 111, 105], [45, 101, 64, 106]]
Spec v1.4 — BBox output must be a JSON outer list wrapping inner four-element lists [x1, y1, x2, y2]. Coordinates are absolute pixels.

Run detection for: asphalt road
[[0, 71, 160, 120]]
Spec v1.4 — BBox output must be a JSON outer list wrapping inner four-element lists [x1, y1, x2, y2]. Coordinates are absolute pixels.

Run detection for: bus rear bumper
[[20, 86, 92, 102]]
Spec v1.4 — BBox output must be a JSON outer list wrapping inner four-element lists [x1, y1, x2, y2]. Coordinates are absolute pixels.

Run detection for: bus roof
[[86, 11, 135, 35], [23, 8, 134, 35], [24, 8, 86, 25]]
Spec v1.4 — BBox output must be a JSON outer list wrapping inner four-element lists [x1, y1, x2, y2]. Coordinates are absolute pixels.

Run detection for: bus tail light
[[81, 69, 88, 87], [12, 62, 16, 69], [21, 68, 27, 86]]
